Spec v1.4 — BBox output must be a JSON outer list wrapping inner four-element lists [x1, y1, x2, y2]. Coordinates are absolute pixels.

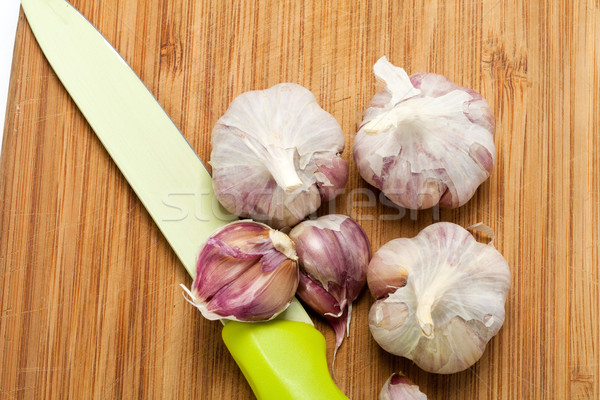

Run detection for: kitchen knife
[[21, 0, 348, 398]]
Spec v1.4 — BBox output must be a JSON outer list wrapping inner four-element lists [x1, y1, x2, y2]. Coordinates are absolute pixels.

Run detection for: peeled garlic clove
[[367, 222, 510, 374], [353, 56, 496, 210], [289, 214, 371, 355], [183, 220, 299, 322], [210, 83, 348, 229], [378, 373, 427, 400]]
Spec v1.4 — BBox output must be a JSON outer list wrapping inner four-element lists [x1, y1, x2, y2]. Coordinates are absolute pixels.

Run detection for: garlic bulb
[[210, 83, 348, 229], [378, 373, 427, 400], [353, 56, 495, 210], [289, 214, 371, 356], [367, 222, 510, 374], [182, 220, 299, 322]]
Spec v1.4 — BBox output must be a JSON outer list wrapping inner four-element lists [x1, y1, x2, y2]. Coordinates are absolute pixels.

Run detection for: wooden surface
[[1, 1, 599, 399]]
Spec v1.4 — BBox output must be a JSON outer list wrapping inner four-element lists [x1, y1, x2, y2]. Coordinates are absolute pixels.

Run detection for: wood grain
[[1, 0, 599, 399]]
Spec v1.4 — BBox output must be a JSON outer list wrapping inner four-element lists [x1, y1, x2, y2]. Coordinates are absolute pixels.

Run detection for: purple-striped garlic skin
[[289, 214, 371, 355], [368, 222, 510, 374], [210, 83, 348, 229], [378, 373, 428, 400], [184, 220, 299, 322], [353, 56, 495, 210], [314, 156, 349, 202]]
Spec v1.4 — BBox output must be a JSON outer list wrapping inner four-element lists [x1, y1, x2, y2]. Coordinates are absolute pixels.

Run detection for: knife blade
[[21, 0, 348, 398]]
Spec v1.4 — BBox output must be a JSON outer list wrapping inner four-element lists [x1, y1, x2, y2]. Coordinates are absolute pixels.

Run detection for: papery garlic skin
[[289, 214, 371, 355], [368, 222, 510, 374], [353, 56, 495, 210], [210, 83, 348, 229], [378, 373, 427, 400], [184, 220, 299, 322]]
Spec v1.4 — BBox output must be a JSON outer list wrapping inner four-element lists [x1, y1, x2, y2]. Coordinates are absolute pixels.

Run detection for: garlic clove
[[289, 214, 371, 356], [367, 261, 408, 299], [314, 156, 349, 202], [367, 222, 510, 374], [410, 316, 489, 374], [297, 272, 344, 318], [210, 83, 348, 228], [378, 372, 428, 400], [297, 271, 351, 358], [183, 220, 299, 322], [353, 56, 496, 210]]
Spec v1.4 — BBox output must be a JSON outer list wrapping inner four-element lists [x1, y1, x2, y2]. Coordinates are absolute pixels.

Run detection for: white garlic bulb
[[353, 56, 495, 210], [210, 83, 348, 229], [367, 222, 510, 374]]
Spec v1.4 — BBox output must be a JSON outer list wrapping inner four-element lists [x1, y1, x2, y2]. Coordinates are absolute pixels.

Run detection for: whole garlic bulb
[[182, 220, 299, 322], [367, 222, 510, 374], [378, 373, 427, 400], [289, 214, 371, 356], [210, 83, 348, 229], [353, 56, 495, 210]]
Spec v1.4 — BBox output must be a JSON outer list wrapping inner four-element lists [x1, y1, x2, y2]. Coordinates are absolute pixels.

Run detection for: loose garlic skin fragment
[[378, 373, 427, 400], [353, 56, 495, 210], [182, 220, 299, 322], [367, 222, 510, 374], [210, 83, 348, 229]]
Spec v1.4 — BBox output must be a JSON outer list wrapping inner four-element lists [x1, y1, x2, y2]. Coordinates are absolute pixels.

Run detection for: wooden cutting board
[[1, 1, 598, 398]]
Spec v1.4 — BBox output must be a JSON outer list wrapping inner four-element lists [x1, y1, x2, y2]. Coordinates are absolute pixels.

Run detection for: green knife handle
[[222, 320, 349, 400]]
